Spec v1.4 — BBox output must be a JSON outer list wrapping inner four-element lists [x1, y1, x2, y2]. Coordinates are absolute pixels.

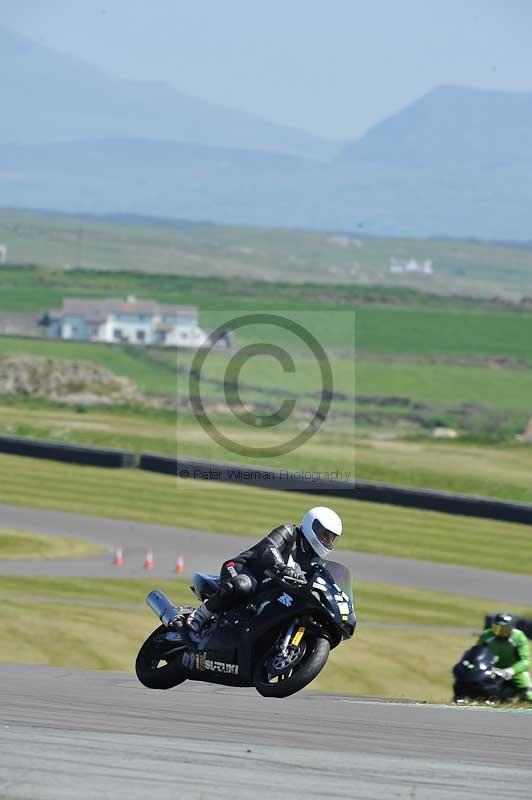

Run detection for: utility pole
[[77, 225, 84, 269]]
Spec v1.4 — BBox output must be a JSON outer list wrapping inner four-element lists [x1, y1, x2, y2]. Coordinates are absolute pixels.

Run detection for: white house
[[43, 296, 208, 348], [388, 257, 434, 276]]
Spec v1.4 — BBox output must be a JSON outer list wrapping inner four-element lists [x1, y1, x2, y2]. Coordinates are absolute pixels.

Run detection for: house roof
[[50, 297, 197, 322]]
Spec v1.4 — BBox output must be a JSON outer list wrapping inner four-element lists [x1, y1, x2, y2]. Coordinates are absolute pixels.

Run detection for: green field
[[2, 257, 532, 456], [0, 453, 531, 573], [2, 263, 532, 359], [0, 335, 531, 450], [357, 359, 532, 410], [0, 315, 357, 420], [3, 209, 532, 295], [0, 336, 180, 395], [2, 260, 532, 447], [1, 334, 531, 413], [1, 575, 529, 701]]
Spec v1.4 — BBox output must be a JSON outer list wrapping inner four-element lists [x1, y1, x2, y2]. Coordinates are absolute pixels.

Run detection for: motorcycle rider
[[477, 612, 532, 702], [187, 506, 343, 634]]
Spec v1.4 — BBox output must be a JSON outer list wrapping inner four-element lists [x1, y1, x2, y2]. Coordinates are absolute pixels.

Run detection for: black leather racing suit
[[204, 524, 320, 613]]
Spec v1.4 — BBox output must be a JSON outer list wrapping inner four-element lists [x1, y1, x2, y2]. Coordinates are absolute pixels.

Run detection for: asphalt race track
[[0, 664, 531, 800], [0, 504, 531, 604]]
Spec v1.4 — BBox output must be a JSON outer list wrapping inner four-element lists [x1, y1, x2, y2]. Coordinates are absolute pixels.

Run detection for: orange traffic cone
[[113, 545, 124, 566], [144, 547, 154, 570], [175, 554, 185, 574]]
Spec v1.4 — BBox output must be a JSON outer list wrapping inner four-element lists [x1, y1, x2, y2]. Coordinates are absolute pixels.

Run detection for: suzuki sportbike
[[136, 560, 356, 698]]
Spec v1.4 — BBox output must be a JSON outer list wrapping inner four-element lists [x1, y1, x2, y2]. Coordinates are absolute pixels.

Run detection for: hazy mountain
[[0, 25, 339, 160], [339, 85, 532, 167], [331, 86, 532, 239], [2, 60, 532, 239], [0, 138, 320, 227]]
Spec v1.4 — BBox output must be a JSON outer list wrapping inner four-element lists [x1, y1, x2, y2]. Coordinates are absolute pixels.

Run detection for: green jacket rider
[[477, 611, 532, 702]]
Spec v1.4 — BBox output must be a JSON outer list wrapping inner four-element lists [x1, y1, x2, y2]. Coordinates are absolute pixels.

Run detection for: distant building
[[42, 296, 208, 347], [0, 245, 7, 264], [388, 257, 434, 275], [389, 258, 404, 273]]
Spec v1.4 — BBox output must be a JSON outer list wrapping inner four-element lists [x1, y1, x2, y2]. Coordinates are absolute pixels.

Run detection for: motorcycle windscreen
[[325, 560, 354, 606]]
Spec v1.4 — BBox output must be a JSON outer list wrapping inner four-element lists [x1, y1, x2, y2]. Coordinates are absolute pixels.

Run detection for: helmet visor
[[492, 623, 512, 638], [312, 519, 339, 550]]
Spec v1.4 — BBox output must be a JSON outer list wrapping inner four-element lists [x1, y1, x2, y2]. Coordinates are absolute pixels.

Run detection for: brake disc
[[267, 643, 307, 678]]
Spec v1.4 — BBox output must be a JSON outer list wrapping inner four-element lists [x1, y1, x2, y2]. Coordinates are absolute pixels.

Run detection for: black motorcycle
[[452, 644, 516, 704], [136, 560, 356, 698]]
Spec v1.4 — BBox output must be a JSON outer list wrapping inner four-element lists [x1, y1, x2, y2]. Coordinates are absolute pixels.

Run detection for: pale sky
[[3, 0, 532, 140]]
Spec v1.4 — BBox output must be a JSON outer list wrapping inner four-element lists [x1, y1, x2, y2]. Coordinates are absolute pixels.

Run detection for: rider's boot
[[519, 688, 532, 703], [186, 602, 213, 634]]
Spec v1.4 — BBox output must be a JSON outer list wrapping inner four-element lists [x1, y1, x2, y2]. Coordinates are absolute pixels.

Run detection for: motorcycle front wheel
[[135, 625, 187, 690], [253, 634, 330, 698]]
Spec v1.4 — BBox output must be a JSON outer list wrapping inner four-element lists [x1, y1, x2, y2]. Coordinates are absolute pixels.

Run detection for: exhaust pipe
[[146, 589, 181, 628]]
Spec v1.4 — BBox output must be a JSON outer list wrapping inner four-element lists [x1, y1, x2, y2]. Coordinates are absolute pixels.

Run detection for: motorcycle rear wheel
[[253, 635, 330, 698], [135, 625, 187, 690]]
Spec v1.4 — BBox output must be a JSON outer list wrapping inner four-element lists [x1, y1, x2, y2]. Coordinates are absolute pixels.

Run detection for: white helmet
[[300, 506, 342, 559]]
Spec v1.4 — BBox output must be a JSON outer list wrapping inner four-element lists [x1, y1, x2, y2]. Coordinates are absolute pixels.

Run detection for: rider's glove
[[273, 565, 298, 580], [493, 667, 515, 681]]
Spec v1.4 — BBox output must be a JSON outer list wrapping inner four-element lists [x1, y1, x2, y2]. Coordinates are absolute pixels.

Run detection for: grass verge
[[0, 529, 104, 560], [313, 628, 474, 701], [0, 454, 530, 573]]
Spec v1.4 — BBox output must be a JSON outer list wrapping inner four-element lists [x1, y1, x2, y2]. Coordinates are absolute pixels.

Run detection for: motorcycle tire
[[253, 635, 330, 698], [135, 625, 187, 690]]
